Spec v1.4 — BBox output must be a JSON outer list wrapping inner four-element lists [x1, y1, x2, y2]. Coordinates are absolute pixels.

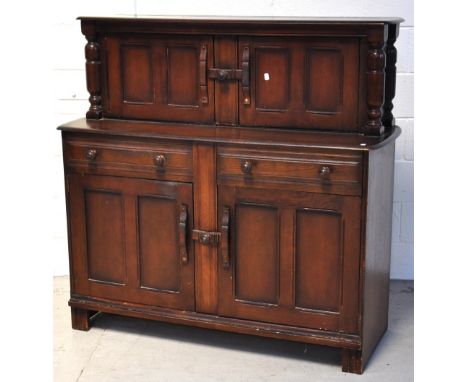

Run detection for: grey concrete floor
[[54, 277, 413, 382]]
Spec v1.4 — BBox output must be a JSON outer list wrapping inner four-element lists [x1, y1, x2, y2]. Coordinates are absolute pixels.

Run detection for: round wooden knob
[[319, 166, 331, 177], [218, 69, 229, 81], [199, 233, 211, 245], [86, 148, 97, 161], [240, 160, 253, 174], [154, 154, 166, 169]]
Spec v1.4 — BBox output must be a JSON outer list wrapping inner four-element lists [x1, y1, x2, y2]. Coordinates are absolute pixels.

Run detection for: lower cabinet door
[[68, 174, 194, 310], [218, 186, 361, 333]]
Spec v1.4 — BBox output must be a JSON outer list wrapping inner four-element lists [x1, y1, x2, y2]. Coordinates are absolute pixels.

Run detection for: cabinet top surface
[[79, 15, 404, 25], [58, 118, 400, 152]]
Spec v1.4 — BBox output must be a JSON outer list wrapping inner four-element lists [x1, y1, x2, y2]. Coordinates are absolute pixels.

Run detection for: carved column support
[[82, 21, 102, 119], [382, 24, 399, 130], [364, 28, 388, 136]]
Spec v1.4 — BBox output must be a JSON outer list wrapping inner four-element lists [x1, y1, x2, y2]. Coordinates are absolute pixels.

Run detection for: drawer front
[[64, 136, 193, 181], [217, 146, 362, 196]]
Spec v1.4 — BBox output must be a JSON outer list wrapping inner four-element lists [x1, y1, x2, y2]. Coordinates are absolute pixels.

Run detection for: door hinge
[[192, 229, 221, 246]]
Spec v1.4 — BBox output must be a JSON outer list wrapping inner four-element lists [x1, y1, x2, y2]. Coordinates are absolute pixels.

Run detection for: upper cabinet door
[[239, 37, 360, 131], [103, 35, 214, 124]]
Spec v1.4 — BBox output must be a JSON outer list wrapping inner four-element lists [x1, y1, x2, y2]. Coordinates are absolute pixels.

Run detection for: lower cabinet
[[62, 130, 396, 374], [217, 186, 361, 333], [68, 174, 195, 310]]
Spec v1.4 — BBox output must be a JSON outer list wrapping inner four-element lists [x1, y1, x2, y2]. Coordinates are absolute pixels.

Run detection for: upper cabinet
[[81, 17, 400, 135]]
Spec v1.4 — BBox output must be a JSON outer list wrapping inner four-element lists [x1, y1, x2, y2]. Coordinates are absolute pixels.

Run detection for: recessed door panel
[[166, 45, 199, 106], [121, 44, 154, 104], [295, 209, 342, 312], [68, 174, 194, 310], [84, 189, 126, 285], [255, 48, 290, 111], [235, 203, 279, 305], [138, 195, 180, 292], [218, 186, 361, 333], [304, 48, 343, 113]]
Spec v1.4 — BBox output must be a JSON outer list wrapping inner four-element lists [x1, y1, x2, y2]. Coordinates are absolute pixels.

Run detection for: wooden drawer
[[217, 146, 362, 196], [64, 136, 193, 182]]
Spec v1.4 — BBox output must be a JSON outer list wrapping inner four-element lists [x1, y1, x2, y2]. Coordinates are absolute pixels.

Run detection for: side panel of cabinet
[[68, 174, 194, 310], [103, 35, 214, 123], [218, 186, 361, 333], [239, 37, 359, 131]]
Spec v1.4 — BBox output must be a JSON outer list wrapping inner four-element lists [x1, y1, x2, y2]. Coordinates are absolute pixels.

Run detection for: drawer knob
[[154, 154, 166, 170], [319, 166, 331, 177], [240, 160, 253, 174], [199, 233, 212, 245], [86, 148, 97, 161], [218, 69, 229, 81]]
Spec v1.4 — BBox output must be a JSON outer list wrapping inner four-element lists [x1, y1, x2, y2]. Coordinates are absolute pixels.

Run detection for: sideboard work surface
[[59, 16, 403, 374]]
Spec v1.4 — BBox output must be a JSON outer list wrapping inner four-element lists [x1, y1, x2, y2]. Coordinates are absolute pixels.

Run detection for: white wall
[[51, 0, 414, 279]]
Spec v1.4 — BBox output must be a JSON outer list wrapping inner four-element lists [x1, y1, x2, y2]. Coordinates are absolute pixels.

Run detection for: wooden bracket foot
[[341, 349, 364, 374], [71, 307, 93, 331]]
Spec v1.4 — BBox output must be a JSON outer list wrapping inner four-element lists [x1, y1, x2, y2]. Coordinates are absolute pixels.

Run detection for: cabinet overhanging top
[[78, 15, 403, 35], [78, 15, 404, 24]]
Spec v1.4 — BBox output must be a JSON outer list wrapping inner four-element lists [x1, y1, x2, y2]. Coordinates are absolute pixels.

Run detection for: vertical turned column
[[382, 24, 399, 129], [365, 27, 388, 136], [82, 21, 102, 119]]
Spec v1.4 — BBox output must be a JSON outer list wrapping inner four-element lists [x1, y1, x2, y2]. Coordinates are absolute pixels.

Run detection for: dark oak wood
[[81, 16, 401, 135], [71, 307, 91, 331], [217, 186, 361, 332], [360, 141, 396, 367], [63, 134, 193, 182], [216, 144, 363, 196], [68, 174, 195, 310], [69, 294, 361, 348], [82, 22, 103, 119], [364, 27, 387, 136], [61, 16, 402, 374], [103, 35, 215, 123], [382, 23, 399, 129], [59, 118, 400, 152], [193, 143, 218, 314], [214, 36, 239, 125], [239, 37, 359, 131], [342, 349, 364, 373]]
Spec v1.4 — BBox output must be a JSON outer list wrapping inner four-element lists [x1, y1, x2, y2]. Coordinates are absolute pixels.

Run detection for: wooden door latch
[[199, 45, 250, 105], [191, 207, 230, 267], [192, 230, 220, 245]]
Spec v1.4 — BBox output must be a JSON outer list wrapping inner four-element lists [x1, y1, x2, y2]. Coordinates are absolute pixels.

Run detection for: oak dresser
[[58, 15, 403, 374]]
